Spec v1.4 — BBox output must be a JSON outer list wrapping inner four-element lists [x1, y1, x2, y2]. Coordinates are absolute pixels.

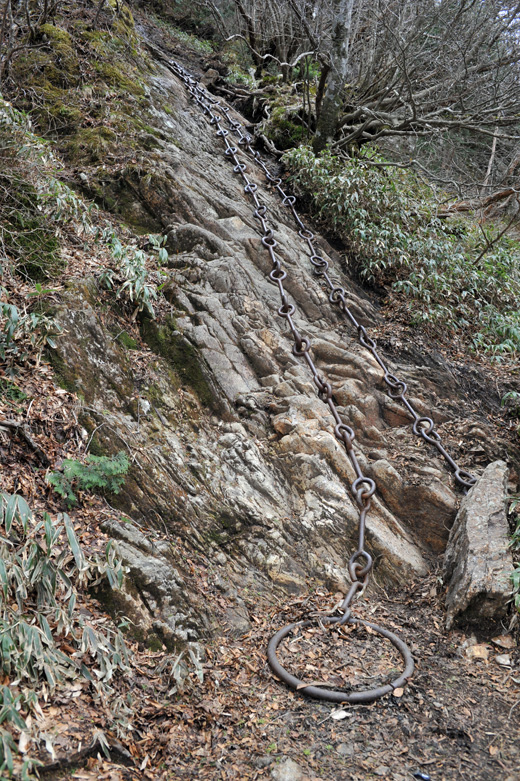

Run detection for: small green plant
[[0, 294, 61, 365], [147, 13, 213, 54], [509, 491, 520, 610], [227, 64, 257, 88], [502, 391, 520, 417], [0, 97, 95, 281], [0, 378, 27, 403], [98, 232, 168, 318], [47, 451, 129, 505], [502, 391, 520, 442], [0, 96, 167, 371]]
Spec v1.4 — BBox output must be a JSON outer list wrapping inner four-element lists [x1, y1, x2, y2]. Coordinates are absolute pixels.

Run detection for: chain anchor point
[[267, 611, 414, 705]]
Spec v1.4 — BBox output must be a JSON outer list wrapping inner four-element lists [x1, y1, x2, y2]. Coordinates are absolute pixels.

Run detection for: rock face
[[444, 461, 513, 630], [48, 53, 515, 649]]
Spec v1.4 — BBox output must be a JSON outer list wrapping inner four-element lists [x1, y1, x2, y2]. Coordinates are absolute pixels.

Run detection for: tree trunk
[[233, 0, 263, 69], [481, 126, 499, 194], [312, 0, 354, 154]]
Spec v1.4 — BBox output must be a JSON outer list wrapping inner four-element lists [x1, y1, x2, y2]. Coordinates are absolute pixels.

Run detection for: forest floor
[[30, 569, 520, 781]]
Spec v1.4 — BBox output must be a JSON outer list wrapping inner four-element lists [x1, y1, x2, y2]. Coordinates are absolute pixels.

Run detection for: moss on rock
[[140, 316, 221, 411], [47, 347, 82, 394], [115, 331, 139, 349], [66, 126, 119, 164], [39, 23, 80, 81], [0, 174, 63, 280], [93, 61, 144, 96], [9, 36, 82, 133]]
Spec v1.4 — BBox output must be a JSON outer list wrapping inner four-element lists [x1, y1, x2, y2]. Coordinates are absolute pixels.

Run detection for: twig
[[508, 699, 520, 719], [224, 35, 316, 71], [472, 200, 520, 265], [85, 421, 107, 453], [0, 419, 50, 465], [255, 132, 283, 158]]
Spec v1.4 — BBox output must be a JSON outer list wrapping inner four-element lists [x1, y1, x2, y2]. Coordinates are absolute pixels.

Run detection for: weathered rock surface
[[271, 757, 306, 781], [444, 460, 513, 630], [49, 54, 516, 649], [100, 517, 211, 650]]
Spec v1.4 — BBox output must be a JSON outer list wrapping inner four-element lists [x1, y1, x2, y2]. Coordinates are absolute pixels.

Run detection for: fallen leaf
[[44, 735, 56, 761], [495, 654, 511, 666], [465, 644, 489, 661], [492, 635, 516, 650], [489, 745, 498, 756], [393, 688, 404, 698]]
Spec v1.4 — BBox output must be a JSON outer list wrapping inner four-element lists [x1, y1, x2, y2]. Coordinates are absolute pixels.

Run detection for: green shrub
[[146, 12, 214, 54], [47, 451, 129, 505], [98, 232, 168, 318], [0, 294, 61, 365], [0, 493, 127, 777], [0, 97, 94, 278], [0, 96, 165, 372], [510, 498, 520, 611], [502, 390, 520, 418], [283, 145, 520, 358]]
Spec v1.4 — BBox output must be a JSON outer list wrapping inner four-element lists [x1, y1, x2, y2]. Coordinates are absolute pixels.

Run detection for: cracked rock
[[444, 460, 513, 630]]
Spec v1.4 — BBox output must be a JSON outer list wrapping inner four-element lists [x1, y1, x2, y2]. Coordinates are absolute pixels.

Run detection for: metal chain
[[171, 61, 416, 703], [180, 71, 476, 492], [172, 61, 375, 606]]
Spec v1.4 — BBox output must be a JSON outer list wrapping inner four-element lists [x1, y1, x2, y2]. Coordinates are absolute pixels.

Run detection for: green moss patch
[[39, 23, 80, 80], [47, 348, 81, 394], [93, 61, 144, 96], [141, 317, 220, 411], [264, 104, 307, 150], [0, 174, 62, 281], [8, 2, 146, 142], [0, 379, 28, 404], [115, 331, 139, 349], [66, 126, 119, 164]]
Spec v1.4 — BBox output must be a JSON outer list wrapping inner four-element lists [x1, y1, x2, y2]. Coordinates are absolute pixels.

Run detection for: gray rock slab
[[444, 460, 513, 630], [271, 757, 306, 781]]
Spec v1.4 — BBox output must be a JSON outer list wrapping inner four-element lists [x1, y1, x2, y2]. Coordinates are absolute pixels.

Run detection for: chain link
[[181, 71, 476, 492]]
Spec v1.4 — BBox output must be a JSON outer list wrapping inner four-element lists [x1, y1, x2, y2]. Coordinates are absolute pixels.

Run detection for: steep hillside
[[0, 3, 519, 779]]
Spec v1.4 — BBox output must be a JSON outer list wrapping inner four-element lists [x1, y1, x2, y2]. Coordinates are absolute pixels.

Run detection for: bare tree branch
[[224, 33, 316, 68]]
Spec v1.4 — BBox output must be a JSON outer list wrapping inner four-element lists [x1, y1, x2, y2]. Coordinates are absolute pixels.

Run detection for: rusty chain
[[171, 61, 419, 703], [180, 71, 476, 492]]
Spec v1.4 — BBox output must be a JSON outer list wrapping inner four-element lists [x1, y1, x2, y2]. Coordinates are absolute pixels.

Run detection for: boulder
[[444, 460, 513, 630]]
